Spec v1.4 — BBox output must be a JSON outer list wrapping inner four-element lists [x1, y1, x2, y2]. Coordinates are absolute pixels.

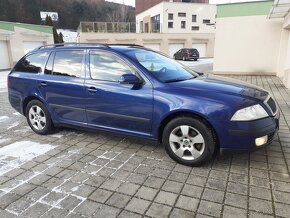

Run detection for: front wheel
[[26, 100, 54, 135], [162, 117, 216, 166]]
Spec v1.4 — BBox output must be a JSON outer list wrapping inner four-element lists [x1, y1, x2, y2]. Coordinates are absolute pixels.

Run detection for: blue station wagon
[[8, 43, 279, 166]]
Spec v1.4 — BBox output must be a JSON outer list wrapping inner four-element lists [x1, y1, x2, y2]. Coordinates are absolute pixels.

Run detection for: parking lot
[[0, 74, 289, 218]]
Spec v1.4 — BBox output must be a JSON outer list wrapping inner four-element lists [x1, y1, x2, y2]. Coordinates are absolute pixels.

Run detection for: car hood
[[168, 74, 268, 100]]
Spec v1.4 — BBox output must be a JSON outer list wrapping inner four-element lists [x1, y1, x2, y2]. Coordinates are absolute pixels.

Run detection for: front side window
[[125, 49, 198, 83], [14, 52, 48, 74], [53, 50, 84, 77], [89, 52, 133, 82]]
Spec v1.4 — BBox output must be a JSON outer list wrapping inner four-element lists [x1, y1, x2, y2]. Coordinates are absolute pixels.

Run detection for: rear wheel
[[26, 100, 54, 135], [162, 117, 216, 166], [194, 58, 198, 61]]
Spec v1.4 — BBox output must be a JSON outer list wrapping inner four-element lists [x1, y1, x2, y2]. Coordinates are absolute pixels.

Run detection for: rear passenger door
[[37, 50, 87, 125]]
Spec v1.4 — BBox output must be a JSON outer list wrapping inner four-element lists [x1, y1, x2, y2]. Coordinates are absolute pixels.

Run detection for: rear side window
[[14, 52, 48, 74], [89, 52, 133, 82], [53, 50, 84, 77]]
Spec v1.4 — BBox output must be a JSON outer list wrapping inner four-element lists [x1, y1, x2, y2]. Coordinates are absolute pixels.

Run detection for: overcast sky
[[105, 0, 256, 7]]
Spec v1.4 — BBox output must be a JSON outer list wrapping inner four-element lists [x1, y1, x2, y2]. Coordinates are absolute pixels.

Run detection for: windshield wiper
[[164, 76, 196, 83]]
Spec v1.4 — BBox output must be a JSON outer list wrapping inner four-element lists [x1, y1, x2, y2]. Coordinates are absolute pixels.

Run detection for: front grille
[[266, 97, 277, 115]]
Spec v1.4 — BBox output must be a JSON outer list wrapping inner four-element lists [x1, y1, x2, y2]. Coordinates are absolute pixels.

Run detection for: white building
[[79, 1, 216, 58], [213, 0, 290, 89], [136, 1, 216, 34], [0, 21, 53, 70]]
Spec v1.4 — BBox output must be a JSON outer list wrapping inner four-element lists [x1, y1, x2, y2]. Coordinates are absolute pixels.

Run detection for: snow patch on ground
[[13, 112, 21, 116], [0, 138, 9, 144], [7, 121, 20, 130], [0, 116, 9, 122], [14, 126, 31, 133], [0, 141, 56, 176], [51, 134, 64, 138]]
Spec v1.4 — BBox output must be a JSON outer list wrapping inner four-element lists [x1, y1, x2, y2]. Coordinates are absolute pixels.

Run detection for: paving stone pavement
[[0, 75, 289, 218]]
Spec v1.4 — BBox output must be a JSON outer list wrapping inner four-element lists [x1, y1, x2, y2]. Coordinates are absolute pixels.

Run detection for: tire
[[173, 55, 176, 60], [162, 117, 216, 166], [182, 56, 186, 61], [194, 58, 198, 61], [26, 99, 54, 135]]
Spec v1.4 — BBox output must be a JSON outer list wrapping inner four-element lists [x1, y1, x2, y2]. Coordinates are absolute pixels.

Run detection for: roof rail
[[36, 42, 109, 50], [108, 44, 144, 47]]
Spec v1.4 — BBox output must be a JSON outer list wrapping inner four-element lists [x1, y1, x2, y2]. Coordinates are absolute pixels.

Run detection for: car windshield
[[125, 49, 199, 83]]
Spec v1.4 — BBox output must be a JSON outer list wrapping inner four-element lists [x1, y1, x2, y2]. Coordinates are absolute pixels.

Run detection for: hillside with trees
[[0, 0, 135, 30]]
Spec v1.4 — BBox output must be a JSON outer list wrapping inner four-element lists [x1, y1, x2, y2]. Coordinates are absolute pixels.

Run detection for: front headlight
[[231, 104, 268, 121]]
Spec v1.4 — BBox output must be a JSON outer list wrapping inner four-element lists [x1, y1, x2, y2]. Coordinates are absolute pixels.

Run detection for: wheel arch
[[22, 95, 46, 117], [158, 111, 220, 149]]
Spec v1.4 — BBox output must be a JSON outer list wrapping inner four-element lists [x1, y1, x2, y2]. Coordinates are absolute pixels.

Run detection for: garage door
[[144, 43, 160, 52], [192, 43, 206, 58], [23, 41, 44, 54], [169, 43, 184, 59], [0, 41, 10, 70]]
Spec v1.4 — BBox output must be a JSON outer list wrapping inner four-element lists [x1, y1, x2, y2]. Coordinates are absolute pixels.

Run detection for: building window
[[140, 21, 143, 33], [192, 26, 199, 31], [168, 22, 173, 28], [192, 15, 197, 22], [168, 13, 173, 20], [178, 12, 186, 17], [203, 19, 210, 24], [151, 14, 161, 33], [181, 21, 186, 29]]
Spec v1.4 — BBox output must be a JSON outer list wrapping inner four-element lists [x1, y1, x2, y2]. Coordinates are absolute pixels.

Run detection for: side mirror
[[119, 74, 142, 85]]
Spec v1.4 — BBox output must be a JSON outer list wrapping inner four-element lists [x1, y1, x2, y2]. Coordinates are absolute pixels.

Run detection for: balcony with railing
[[78, 22, 136, 33]]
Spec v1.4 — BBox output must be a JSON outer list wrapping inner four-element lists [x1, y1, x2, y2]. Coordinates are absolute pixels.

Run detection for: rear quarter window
[[14, 52, 49, 74]]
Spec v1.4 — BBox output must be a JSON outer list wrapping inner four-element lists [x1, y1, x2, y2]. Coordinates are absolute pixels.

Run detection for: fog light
[[255, 135, 268, 146]]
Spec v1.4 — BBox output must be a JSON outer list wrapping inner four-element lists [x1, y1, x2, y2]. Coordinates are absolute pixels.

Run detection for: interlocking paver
[[106, 192, 131, 209], [146, 202, 172, 218], [74, 200, 101, 217], [88, 188, 113, 203], [154, 190, 178, 206], [135, 186, 158, 200], [198, 200, 222, 217], [125, 197, 150, 214], [223, 206, 247, 218], [176, 195, 199, 212], [0, 75, 290, 217]]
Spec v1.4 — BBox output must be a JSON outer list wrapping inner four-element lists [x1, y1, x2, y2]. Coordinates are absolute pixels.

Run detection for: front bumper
[[214, 112, 279, 153]]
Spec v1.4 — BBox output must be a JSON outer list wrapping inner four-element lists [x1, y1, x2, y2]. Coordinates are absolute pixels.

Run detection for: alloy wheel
[[28, 105, 46, 130], [169, 125, 205, 160]]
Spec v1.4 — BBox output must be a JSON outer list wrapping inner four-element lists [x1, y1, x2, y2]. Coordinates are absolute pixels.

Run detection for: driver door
[[84, 50, 153, 136]]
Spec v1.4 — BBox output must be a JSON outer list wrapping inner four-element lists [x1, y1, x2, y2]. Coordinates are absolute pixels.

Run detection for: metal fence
[[78, 22, 136, 33]]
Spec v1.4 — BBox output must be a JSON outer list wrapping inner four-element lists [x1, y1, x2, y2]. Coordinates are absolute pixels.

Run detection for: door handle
[[87, 87, 97, 94], [40, 81, 47, 87]]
